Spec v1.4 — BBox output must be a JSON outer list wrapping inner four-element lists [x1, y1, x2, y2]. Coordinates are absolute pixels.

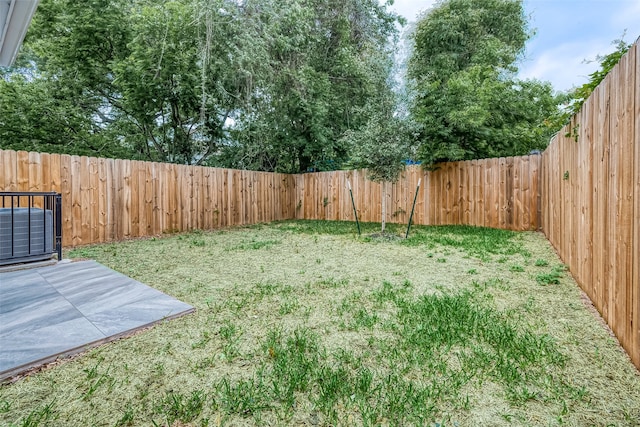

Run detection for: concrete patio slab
[[0, 260, 194, 380]]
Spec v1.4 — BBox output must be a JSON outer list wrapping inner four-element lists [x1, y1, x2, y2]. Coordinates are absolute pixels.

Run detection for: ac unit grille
[[0, 208, 54, 265]]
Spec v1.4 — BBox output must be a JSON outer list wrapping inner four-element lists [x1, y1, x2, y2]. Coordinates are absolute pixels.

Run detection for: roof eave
[[0, 0, 40, 67]]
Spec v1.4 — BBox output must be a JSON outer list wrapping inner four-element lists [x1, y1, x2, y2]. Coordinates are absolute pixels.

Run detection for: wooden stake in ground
[[346, 179, 361, 235], [406, 178, 422, 238]]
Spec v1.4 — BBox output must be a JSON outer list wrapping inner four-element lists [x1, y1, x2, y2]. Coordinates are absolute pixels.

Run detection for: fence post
[[55, 193, 62, 261]]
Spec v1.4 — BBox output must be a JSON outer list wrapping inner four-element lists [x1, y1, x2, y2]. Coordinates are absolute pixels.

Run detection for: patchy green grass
[[1, 220, 640, 426]]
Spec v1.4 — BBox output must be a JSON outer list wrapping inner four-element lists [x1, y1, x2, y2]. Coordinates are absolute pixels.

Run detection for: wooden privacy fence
[[0, 149, 542, 246], [0, 150, 296, 247], [295, 156, 541, 231], [540, 41, 639, 369]]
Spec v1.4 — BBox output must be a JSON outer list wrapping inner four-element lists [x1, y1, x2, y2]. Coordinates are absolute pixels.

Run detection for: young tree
[[341, 108, 416, 232], [408, 0, 560, 167]]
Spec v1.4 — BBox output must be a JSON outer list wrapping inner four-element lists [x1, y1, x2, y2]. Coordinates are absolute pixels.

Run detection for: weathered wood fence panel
[[0, 150, 297, 247], [540, 41, 639, 369], [294, 156, 541, 231]]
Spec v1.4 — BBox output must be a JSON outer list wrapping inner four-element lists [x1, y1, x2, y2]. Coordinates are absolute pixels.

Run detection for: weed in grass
[[82, 361, 115, 401], [537, 266, 564, 285], [350, 307, 379, 330], [0, 400, 8, 413], [437, 257, 447, 263], [316, 277, 349, 289], [387, 290, 568, 404], [153, 362, 165, 376], [155, 390, 206, 425], [83, 359, 102, 380], [522, 296, 536, 313], [16, 400, 57, 427], [467, 268, 478, 274], [255, 281, 278, 298], [402, 224, 529, 260], [372, 280, 411, 305], [227, 239, 280, 251], [239, 287, 573, 424], [190, 238, 206, 247], [278, 297, 299, 315], [213, 376, 271, 417], [204, 298, 217, 311], [509, 264, 525, 272], [273, 219, 377, 235], [115, 403, 135, 427], [191, 331, 211, 349], [274, 220, 528, 260], [193, 356, 216, 371], [333, 348, 359, 368], [219, 321, 241, 360], [535, 259, 549, 267]]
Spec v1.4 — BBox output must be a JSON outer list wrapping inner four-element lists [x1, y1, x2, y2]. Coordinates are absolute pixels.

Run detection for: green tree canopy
[[1, 0, 401, 171], [219, 0, 401, 173], [408, 0, 560, 167]]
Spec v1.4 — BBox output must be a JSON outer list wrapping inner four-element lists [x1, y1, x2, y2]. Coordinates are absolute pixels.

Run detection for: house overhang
[[0, 0, 40, 67]]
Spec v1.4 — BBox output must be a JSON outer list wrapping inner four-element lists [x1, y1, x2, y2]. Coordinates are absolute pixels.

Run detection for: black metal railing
[[0, 192, 62, 265]]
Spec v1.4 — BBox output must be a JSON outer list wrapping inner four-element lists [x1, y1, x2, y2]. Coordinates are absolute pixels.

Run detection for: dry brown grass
[[1, 221, 639, 426]]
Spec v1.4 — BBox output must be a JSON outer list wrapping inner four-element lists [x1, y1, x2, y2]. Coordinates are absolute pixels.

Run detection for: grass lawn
[[1, 220, 639, 426]]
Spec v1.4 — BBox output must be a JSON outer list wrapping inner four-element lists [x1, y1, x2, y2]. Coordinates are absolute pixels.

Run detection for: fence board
[[632, 40, 640, 369], [0, 149, 305, 240]]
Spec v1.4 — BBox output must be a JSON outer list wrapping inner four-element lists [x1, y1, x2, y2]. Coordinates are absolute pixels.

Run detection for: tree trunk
[[381, 181, 386, 232]]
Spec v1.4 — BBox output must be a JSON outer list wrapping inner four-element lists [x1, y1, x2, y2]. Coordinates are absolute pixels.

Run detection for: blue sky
[[389, 0, 640, 92]]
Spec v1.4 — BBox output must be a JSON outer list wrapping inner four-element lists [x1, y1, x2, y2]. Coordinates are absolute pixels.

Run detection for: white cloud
[[519, 41, 611, 91], [383, 0, 640, 92]]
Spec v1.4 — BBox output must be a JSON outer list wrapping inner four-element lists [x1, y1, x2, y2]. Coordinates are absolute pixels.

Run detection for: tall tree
[[2, 0, 401, 169], [545, 37, 632, 132], [0, 0, 135, 158], [408, 0, 559, 167], [3, 0, 263, 164], [217, 0, 402, 173]]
